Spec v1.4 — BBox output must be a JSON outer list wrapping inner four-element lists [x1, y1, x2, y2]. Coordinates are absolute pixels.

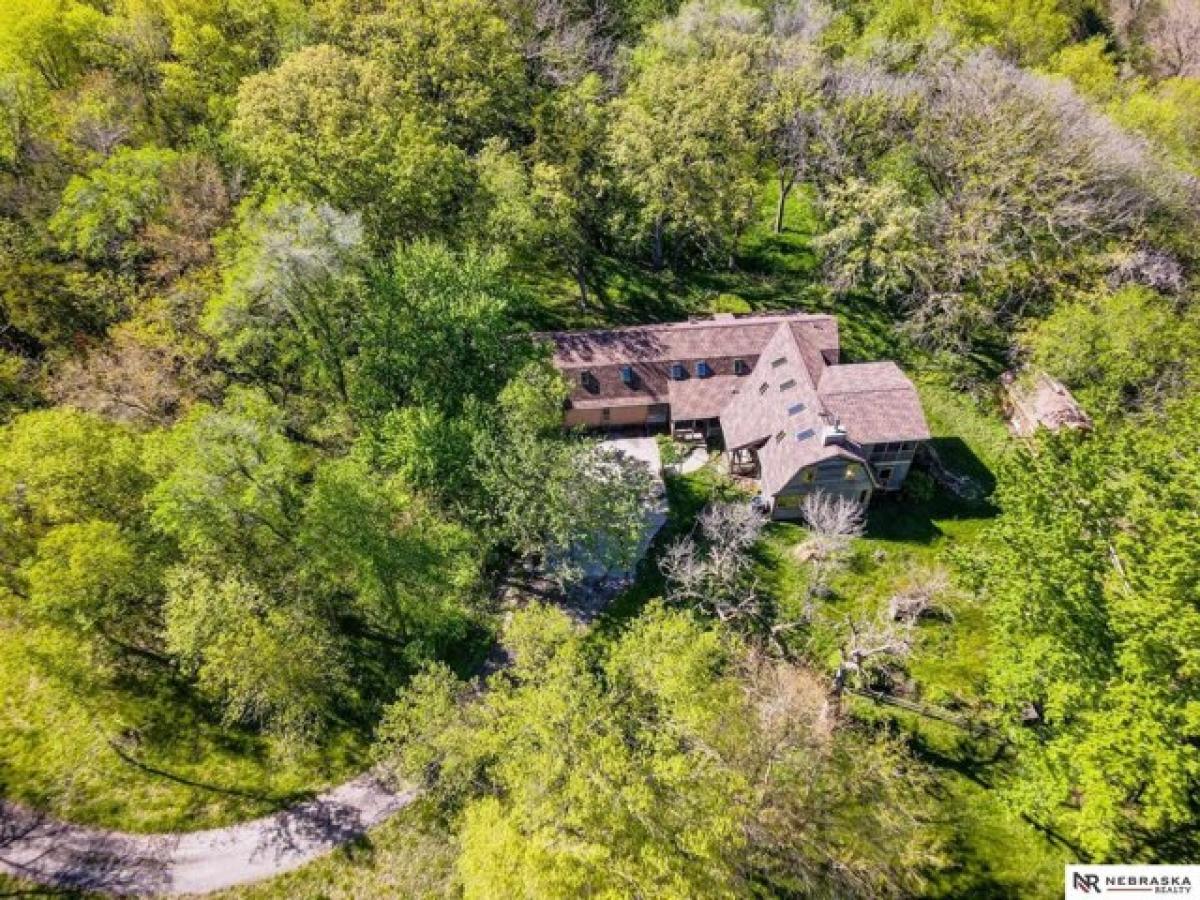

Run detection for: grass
[[0, 620, 367, 833]]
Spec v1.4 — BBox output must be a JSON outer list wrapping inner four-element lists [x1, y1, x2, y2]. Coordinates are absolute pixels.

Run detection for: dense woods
[[1, 0, 1198, 895]]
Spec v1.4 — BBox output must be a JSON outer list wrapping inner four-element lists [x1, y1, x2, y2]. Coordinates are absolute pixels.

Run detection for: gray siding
[[772, 457, 873, 520]]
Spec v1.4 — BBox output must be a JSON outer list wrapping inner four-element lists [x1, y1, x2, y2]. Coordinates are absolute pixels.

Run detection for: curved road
[[0, 771, 415, 896]]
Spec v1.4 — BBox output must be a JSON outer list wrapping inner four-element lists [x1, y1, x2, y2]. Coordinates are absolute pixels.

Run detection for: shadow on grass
[[590, 467, 747, 640]]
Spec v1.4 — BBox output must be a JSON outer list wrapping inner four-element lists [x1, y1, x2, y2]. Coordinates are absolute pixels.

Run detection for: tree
[[477, 424, 656, 586], [608, 4, 763, 267], [49, 145, 179, 264], [206, 198, 365, 404], [0, 408, 157, 658], [965, 400, 1200, 858], [1024, 285, 1200, 420], [661, 501, 767, 626], [0, 0, 107, 91], [476, 74, 611, 306], [156, 0, 310, 134], [315, 0, 529, 148], [230, 44, 468, 243], [299, 455, 481, 648], [377, 602, 944, 898], [352, 240, 530, 419], [23, 520, 162, 659], [163, 565, 351, 747], [145, 387, 312, 569], [1143, 0, 1200, 77]]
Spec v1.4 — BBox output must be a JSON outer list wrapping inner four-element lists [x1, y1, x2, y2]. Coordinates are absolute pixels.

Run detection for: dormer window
[[734, 359, 749, 376], [620, 365, 635, 386], [670, 362, 686, 380], [580, 370, 599, 393], [696, 361, 713, 378]]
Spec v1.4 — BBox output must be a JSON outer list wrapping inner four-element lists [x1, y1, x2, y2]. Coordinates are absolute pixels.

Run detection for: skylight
[[779, 378, 796, 391], [796, 428, 815, 442], [771, 356, 788, 368], [787, 402, 806, 416]]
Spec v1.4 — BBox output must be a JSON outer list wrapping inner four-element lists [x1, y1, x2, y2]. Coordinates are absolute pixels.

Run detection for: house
[[1001, 370, 1093, 437], [541, 312, 931, 519]]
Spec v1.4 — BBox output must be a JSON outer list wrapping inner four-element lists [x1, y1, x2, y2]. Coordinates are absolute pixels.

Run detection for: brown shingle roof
[[817, 362, 931, 445], [668, 375, 741, 420], [542, 313, 837, 367]]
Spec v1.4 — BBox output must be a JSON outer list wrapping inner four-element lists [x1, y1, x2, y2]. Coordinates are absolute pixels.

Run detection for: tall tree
[[230, 44, 468, 244]]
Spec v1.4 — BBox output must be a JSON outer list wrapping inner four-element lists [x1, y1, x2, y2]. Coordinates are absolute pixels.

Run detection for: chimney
[[822, 416, 848, 445]]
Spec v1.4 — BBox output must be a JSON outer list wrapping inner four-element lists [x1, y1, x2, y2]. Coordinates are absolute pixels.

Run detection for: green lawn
[[0, 620, 367, 832]]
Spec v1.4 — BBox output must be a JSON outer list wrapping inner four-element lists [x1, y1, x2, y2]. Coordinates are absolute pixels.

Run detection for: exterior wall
[[863, 441, 920, 491], [771, 456, 874, 520], [565, 404, 653, 429]]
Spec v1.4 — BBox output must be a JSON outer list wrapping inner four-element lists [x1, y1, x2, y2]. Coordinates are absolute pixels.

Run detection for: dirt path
[[0, 770, 415, 896]]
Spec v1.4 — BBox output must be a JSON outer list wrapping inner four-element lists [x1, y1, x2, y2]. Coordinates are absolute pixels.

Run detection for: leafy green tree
[[0, 408, 158, 657], [861, 0, 1070, 64], [1111, 76, 1200, 175], [0, 222, 133, 345], [378, 603, 944, 898], [49, 145, 172, 261], [156, 0, 310, 134], [315, 0, 528, 148], [474, 359, 656, 585], [352, 240, 530, 419], [608, 6, 763, 267], [0, 0, 107, 91], [1024, 285, 1200, 419], [477, 74, 611, 306], [164, 565, 351, 746], [230, 44, 468, 243], [966, 400, 1200, 858], [145, 387, 312, 569], [22, 520, 162, 657], [206, 197, 365, 403], [300, 456, 481, 651]]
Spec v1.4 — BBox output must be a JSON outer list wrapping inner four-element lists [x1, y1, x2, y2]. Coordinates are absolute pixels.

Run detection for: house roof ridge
[[536, 311, 835, 340]]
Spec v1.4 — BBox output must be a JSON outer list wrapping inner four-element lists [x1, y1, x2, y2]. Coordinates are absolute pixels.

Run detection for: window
[[580, 370, 599, 393], [697, 361, 713, 378], [620, 365, 635, 386], [787, 402, 806, 416], [779, 378, 796, 391], [601, 407, 611, 422], [775, 493, 802, 509], [771, 356, 788, 368], [901, 441, 915, 451], [844, 464, 859, 480], [734, 359, 749, 376], [878, 466, 894, 483], [758, 382, 769, 395], [802, 469, 815, 483], [670, 362, 686, 380]]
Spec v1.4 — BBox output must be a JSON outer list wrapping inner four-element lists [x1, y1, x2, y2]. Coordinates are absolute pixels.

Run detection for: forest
[[0, 0, 1197, 896]]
